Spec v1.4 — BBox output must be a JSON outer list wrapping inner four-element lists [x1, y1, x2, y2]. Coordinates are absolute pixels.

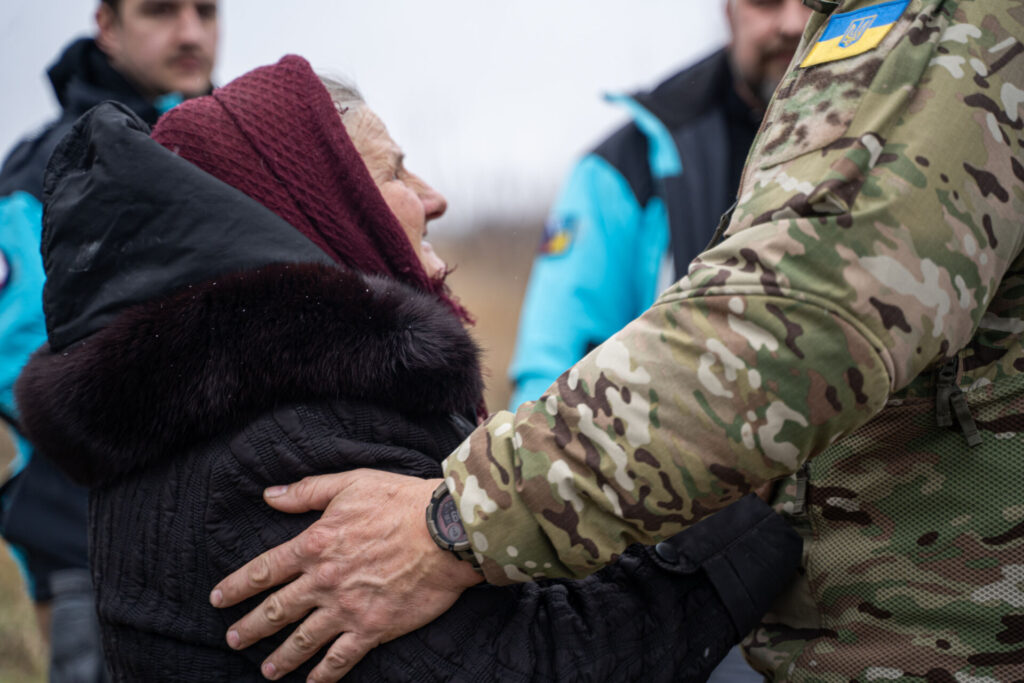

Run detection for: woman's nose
[[422, 185, 447, 222]]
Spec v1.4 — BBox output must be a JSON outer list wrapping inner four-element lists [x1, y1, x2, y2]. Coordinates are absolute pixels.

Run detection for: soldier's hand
[[209, 470, 484, 682]]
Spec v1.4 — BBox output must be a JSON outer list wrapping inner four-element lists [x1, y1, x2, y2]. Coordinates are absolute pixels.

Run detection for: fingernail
[[210, 589, 222, 607], [227, 630, 240, 649], [262, 661, 277, 679], [265, 485, 288, 498]]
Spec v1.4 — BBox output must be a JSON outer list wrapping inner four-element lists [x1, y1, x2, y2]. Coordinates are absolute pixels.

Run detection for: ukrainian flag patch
[[801, 0, 910, 68], [538, 215, 577, 256]]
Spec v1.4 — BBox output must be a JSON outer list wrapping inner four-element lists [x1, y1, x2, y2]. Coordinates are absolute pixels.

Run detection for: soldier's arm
[[448, 0, 1024, 584]]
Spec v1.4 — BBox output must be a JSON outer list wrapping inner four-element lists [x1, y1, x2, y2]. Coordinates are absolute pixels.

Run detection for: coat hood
[[41, 102, 334, 351]]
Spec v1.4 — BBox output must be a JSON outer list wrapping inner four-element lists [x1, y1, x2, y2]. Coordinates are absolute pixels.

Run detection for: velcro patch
[[801, 0, 910, 68], [538, 215, 577, 256]]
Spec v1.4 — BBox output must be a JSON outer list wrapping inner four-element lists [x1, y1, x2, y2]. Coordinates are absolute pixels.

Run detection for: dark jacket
[[17, 103, 801, 681], [0, 38, 166, 600], [0, 38, 162, 201]]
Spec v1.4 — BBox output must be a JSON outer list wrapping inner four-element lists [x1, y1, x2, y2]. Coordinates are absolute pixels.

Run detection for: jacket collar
[[47, 38, 160, 124], [632, 48, 754, 131], [17, 262, 483, 487]]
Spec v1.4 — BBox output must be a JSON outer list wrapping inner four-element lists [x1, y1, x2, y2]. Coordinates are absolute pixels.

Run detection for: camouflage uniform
[[444, 0, 1024, 679]]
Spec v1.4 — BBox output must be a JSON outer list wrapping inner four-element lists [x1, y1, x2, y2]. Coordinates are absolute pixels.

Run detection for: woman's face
[[347, 108, 447, 279]]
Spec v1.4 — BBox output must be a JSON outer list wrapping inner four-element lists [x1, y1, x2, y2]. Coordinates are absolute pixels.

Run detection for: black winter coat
[[17, 104, 801, 681]]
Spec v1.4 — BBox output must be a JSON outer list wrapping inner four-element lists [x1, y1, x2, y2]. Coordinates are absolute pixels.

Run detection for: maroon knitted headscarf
[[151, 55, 469, 322]]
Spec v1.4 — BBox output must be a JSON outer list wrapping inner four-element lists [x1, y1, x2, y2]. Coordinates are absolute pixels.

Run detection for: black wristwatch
[[426, 481, 482, 571]]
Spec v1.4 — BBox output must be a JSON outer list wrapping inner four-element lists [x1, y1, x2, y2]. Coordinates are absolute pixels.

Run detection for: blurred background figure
[[0, 1, 218, 680], [509, 0, 812, 409], [507, 1, 811, 679]]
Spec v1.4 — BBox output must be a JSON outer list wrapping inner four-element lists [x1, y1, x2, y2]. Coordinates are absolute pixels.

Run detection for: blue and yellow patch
[[801, 0, 910, 68], [538, 215, 577, 256]]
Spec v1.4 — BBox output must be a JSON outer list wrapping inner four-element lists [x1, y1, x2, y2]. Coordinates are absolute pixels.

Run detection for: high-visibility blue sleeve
[[508, 154, 668, 409], [1, 192, 57, 592], [0, 191, 47, 426]]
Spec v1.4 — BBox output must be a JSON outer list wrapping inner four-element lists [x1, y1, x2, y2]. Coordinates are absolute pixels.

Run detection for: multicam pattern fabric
[[744, 375, 1024, 680], [445, 0, 1024, 678]]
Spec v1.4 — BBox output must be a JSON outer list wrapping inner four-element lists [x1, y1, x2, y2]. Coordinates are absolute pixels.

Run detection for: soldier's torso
[[739, 0, 1024, 679]]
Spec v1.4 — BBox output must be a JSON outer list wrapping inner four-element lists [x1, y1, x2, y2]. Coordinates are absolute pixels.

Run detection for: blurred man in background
[[508, 0, 812, 409], [0, 1, 218, 679], [508, 1, 810, 679]]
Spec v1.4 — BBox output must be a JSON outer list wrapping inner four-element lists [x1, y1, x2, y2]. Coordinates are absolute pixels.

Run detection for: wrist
[[436, 542, 486, 588]]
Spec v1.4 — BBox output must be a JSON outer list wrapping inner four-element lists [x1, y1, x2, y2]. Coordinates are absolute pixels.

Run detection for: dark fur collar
[[16, 263, 483, 487]]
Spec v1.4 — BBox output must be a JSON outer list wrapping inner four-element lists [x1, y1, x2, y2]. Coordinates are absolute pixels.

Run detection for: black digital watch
[[425, 481, 482, 571]]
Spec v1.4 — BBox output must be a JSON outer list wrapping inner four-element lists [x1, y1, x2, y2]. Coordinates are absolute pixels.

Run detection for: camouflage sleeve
[[445, 0, 1024, 585]]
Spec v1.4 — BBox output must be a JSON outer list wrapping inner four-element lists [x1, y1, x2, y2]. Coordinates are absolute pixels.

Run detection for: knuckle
[[263, 595, 286, 624], [324, 649, 350, 671], [296, 475, 317, 497], [301, 528, 331, 556], [247, 555, 271, 587], [313, 561, 342, 591], [291, 624, 317, 653]]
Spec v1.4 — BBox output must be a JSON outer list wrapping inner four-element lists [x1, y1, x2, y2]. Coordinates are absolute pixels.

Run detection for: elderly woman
[[16, 56, 798, 681]]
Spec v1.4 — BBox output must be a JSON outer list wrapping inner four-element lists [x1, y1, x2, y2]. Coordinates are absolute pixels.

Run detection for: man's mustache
[[168, 47, 208, 66]]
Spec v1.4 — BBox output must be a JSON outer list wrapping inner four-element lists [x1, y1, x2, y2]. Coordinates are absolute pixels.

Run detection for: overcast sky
[[1, 2, 728, 235]]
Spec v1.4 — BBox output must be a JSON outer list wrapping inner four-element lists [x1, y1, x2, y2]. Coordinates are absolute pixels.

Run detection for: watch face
[[432, 494, 468, 546]]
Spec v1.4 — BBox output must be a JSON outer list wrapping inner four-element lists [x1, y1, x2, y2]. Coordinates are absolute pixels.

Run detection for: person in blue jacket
[[509, 0, 812, 409], [0, 1, 218, 680]]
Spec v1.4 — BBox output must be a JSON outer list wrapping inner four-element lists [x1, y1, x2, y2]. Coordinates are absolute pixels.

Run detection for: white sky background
[[1, 2, 728, 236]]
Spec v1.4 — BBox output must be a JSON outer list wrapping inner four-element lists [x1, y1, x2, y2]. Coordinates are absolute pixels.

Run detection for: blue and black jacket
[[0, 38, 173, 600], [509, 49, 761, 408]]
